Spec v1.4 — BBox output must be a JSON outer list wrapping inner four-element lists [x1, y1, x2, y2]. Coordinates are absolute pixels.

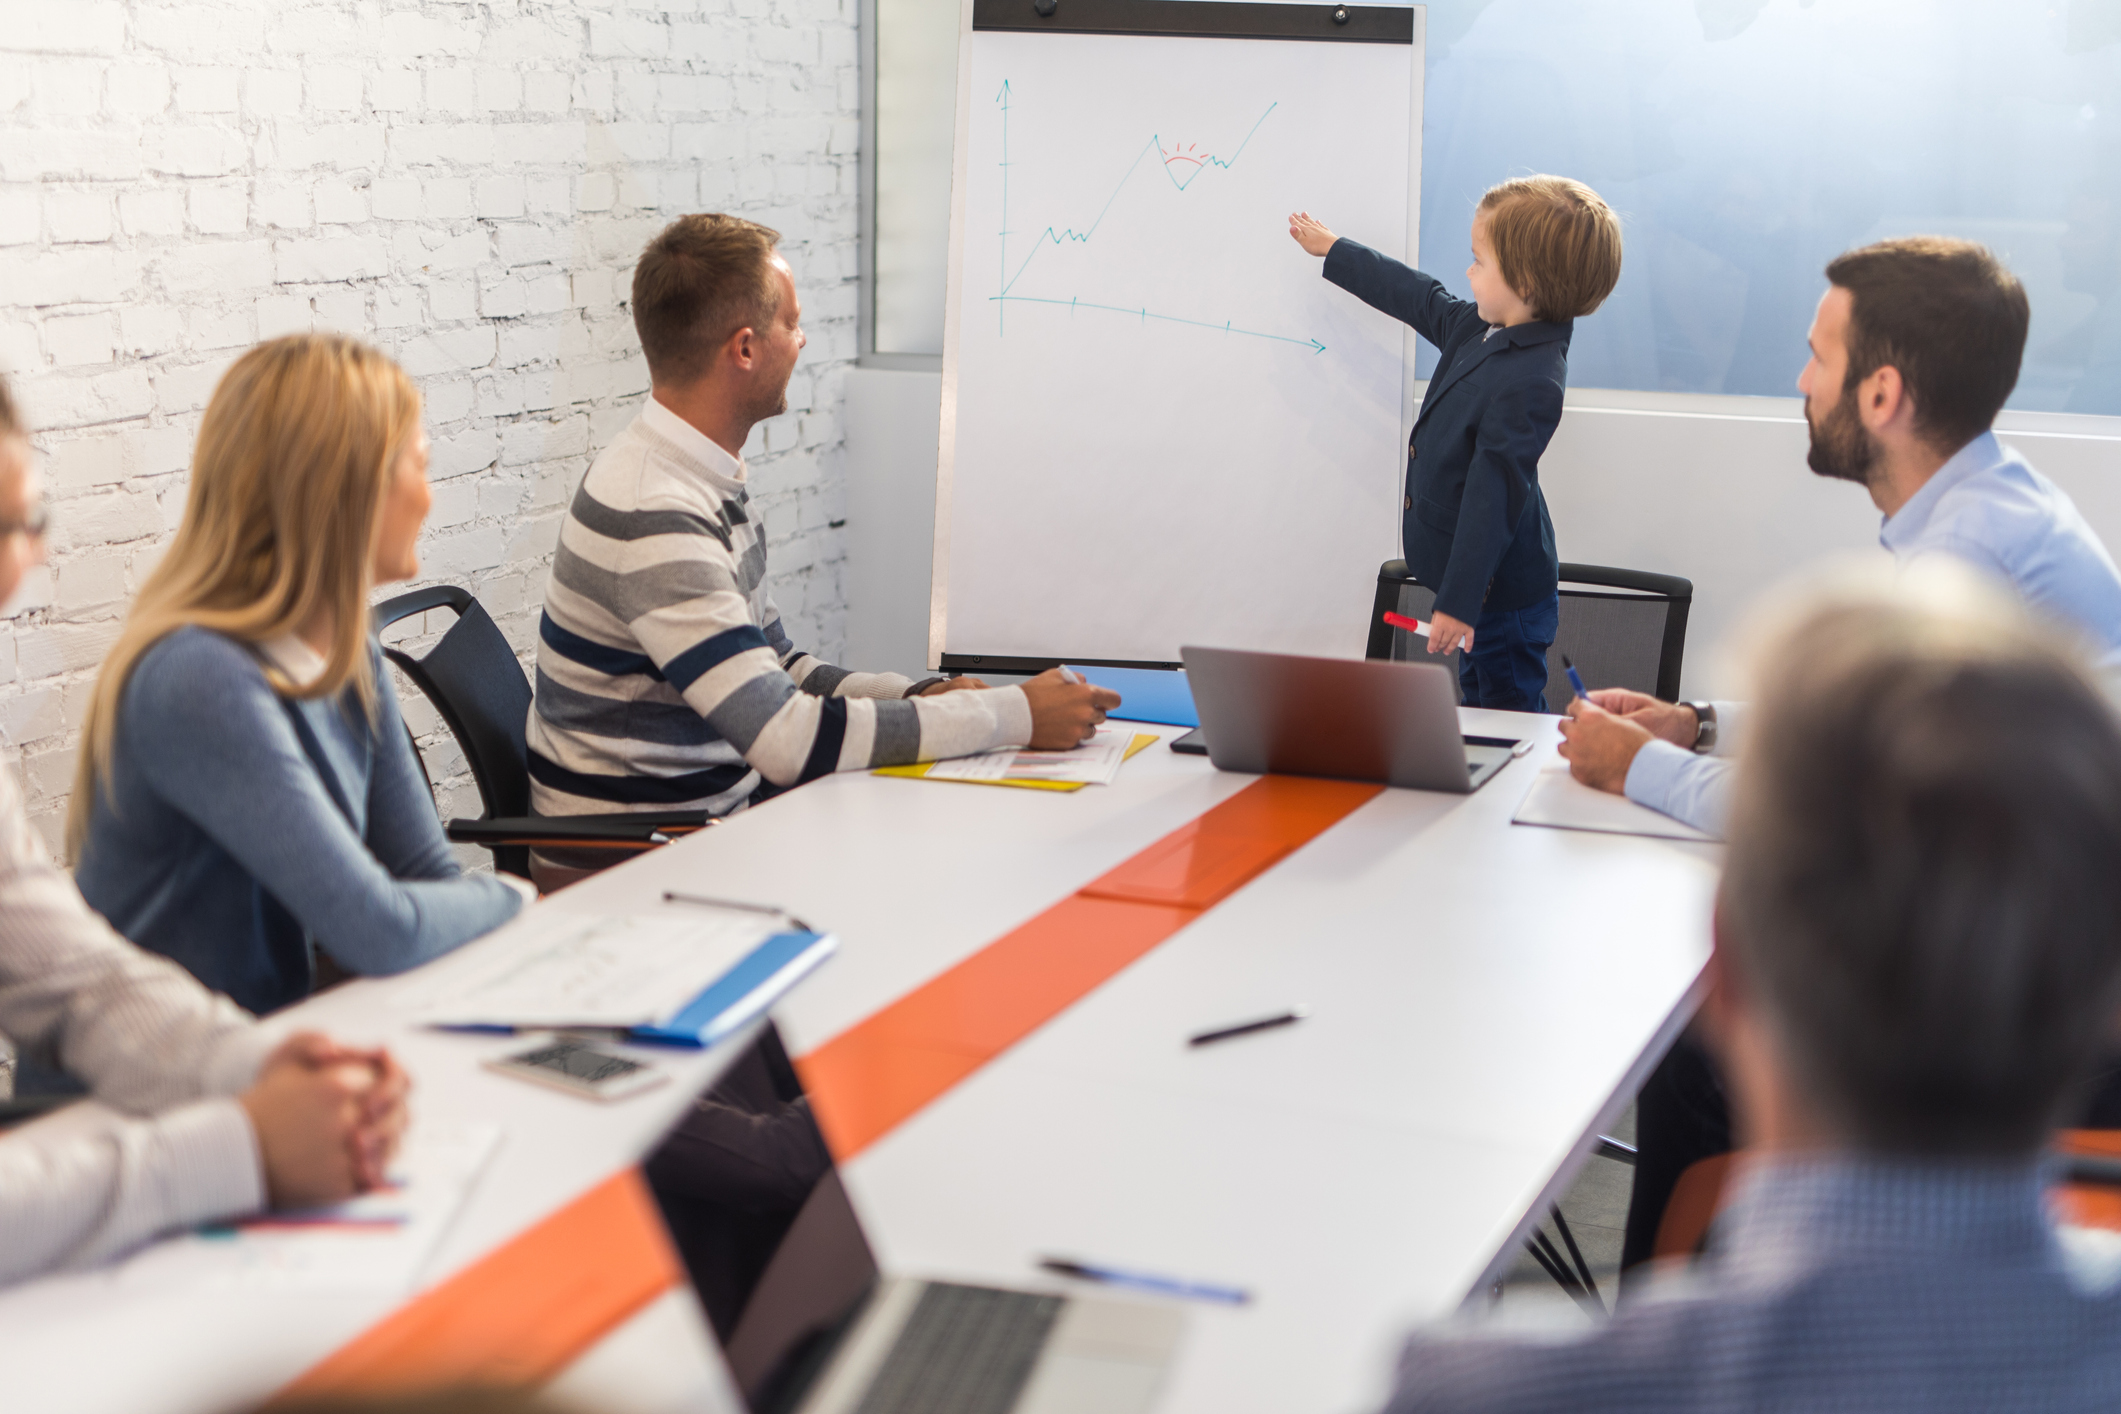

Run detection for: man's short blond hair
[[1477, 175, 1623, 322], [632, 214, 784, 386]]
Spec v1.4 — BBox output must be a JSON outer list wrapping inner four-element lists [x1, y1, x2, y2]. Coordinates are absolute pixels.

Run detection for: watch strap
[[1685, 701, 1718, 754]]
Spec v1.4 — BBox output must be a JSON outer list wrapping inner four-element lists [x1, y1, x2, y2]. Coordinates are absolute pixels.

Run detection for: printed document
[[395, 909, 782, 1029], [1511, 764, 1718, 843], [925, 726, 1137, 786], [116, 1125, 500, 1294]]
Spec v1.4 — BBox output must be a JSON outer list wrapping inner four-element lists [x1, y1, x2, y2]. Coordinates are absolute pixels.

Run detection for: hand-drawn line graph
[[990, 80, 1324, 354]]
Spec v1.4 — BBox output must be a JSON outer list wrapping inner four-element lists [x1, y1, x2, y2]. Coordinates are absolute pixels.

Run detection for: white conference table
[[1, 709, 1717, 1414]]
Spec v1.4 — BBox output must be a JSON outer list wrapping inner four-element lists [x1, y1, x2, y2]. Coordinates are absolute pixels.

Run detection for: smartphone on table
[[484, 1037, 670, 1101]]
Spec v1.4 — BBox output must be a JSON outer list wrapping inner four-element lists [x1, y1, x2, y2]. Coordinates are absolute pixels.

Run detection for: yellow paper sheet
[[874, 733, 1159, 791]]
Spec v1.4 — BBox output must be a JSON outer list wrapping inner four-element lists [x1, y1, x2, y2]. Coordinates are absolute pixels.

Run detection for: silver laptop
[[1178, 645, 1519, 793], [644, 1023, 1184, 1414]]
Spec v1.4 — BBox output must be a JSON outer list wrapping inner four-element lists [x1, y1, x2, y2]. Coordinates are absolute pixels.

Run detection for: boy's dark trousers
[[1457, 592, 1558, 711]]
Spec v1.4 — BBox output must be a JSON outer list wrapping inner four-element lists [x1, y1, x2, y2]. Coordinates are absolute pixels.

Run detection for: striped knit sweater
[[528, 398, 1031, 816]]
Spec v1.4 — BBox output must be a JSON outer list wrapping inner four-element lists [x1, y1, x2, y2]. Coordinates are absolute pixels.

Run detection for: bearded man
[[1552, 237, 2121, 1284], [1557, 237, 2121, 840]]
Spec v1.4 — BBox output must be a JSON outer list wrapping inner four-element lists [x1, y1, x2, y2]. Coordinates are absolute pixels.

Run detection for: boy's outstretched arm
[[1289, 211, 1339, 257], [1308, 230, 1481, 351]]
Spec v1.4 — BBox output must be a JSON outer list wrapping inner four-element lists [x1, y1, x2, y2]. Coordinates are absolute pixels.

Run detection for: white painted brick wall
[[0, 0, 859, 857]]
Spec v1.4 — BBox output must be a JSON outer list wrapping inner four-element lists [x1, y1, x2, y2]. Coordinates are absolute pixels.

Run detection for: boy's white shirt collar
[[642, 394, 748, 485], [258, 633, 328, 689]]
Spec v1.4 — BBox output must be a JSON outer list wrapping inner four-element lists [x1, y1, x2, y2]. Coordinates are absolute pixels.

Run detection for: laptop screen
[[642, 1022, 881, 1414]]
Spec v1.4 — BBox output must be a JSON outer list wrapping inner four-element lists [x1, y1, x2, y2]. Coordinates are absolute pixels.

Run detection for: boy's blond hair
[[1477, 175, 1622, 322]]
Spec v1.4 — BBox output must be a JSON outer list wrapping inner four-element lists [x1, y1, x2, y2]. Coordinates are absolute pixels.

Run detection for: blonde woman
[[71, 335, 527, 1014]]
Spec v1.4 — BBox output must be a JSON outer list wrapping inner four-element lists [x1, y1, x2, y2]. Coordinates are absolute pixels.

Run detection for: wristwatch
[[1685, 701, 1718, 754]]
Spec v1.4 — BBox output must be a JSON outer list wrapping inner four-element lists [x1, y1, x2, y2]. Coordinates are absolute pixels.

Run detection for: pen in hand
[[1563, 654, 1591, 705], [1382, 610, 1432, 640]]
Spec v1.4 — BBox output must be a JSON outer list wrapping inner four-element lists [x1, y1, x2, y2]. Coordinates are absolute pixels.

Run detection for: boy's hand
[[1425, 610, 1474, 656], [1288, 211, 1338, 258]]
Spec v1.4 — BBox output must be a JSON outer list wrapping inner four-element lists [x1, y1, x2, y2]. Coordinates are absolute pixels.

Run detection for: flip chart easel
[[931, 0, 1426, 672]]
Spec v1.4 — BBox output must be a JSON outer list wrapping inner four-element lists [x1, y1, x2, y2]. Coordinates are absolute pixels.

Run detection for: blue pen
[[1563, 653, 1591, 704], [1039, 1256, 1251, 1305]]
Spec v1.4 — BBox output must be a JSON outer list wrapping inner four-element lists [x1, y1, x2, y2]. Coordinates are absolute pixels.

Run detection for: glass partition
[[864, 0, 2121, 412], [1419, 0, 2121, 413]]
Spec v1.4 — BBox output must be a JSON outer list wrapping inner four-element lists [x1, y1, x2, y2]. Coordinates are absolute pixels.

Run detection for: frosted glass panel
[[874, 0, 960, 355], [1419, 0, 2121, 413]]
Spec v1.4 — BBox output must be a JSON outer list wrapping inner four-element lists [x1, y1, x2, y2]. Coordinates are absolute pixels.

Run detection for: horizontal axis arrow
[[990, 294, 1326, 353]]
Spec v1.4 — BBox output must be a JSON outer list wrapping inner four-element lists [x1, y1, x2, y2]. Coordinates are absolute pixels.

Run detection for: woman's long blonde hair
[[69, 334, 422, 853]]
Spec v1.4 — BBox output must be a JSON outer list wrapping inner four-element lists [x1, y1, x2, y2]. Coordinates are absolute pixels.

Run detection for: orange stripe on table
[[798, 775, 1381, 1159], [272, 1169, 682, 1403], [275, 773, 1379, 1399]]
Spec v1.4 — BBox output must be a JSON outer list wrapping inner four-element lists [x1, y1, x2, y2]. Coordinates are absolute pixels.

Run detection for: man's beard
[[745, 378, 791, 427], [1805, 388, 1878, 488]]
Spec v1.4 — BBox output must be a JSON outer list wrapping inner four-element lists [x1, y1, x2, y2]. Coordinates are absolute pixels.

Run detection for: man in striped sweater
[[528, 214, 1116, 824]]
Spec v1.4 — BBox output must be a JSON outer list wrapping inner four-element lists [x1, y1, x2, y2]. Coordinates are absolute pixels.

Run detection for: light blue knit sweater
[[74, 626, 521, 1014]]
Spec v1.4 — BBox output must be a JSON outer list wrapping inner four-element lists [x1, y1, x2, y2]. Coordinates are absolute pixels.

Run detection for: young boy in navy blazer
[[1290, 177, 1623, 710]]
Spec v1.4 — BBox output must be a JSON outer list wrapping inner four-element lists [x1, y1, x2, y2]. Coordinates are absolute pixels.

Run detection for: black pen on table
[[1188, 1007, 1308, 1048], [663, 891, 813, 932]]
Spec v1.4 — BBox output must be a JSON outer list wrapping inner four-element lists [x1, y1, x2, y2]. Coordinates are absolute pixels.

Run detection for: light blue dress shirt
[[1625, 433, 2121, 836]]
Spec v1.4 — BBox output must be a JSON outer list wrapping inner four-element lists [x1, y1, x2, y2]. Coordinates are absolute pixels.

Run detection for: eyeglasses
[[0, 503, 49, 542]]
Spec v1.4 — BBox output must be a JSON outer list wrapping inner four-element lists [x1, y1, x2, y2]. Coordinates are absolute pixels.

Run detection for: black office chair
[[1364, 560, 1693, 709], [374, 586, 710, 881]]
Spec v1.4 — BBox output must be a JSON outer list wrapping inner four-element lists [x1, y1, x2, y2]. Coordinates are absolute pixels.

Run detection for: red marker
[[1382, 610, 1432, 639]]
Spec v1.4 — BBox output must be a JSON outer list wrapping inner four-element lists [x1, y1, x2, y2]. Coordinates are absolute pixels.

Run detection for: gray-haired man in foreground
[[1383, 562, 2121, 1412]]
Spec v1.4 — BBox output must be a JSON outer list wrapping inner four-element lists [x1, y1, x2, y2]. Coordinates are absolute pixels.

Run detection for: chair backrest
[[374, 585, 534, 874], [1652, 1151, 1735, 1261], [1366, 560, 1694, 709]]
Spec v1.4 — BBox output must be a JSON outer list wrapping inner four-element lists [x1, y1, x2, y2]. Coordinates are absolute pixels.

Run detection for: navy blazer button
[[1404, 495, 1412, 510]]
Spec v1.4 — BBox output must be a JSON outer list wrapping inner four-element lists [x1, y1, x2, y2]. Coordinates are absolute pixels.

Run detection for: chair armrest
[[373, 585, 474, 633], [588, 810, 714, 830], [447, 816, 676, 848]]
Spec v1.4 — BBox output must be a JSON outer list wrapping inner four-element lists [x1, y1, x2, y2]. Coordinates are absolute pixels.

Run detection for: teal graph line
[[988, 294, 1327, 353], [997, 81, 1279, 298], [994, 82, 1317, 353]]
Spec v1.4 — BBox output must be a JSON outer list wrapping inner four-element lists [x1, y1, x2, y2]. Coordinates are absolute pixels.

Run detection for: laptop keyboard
[[851, 1282, 1065, 1414]]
